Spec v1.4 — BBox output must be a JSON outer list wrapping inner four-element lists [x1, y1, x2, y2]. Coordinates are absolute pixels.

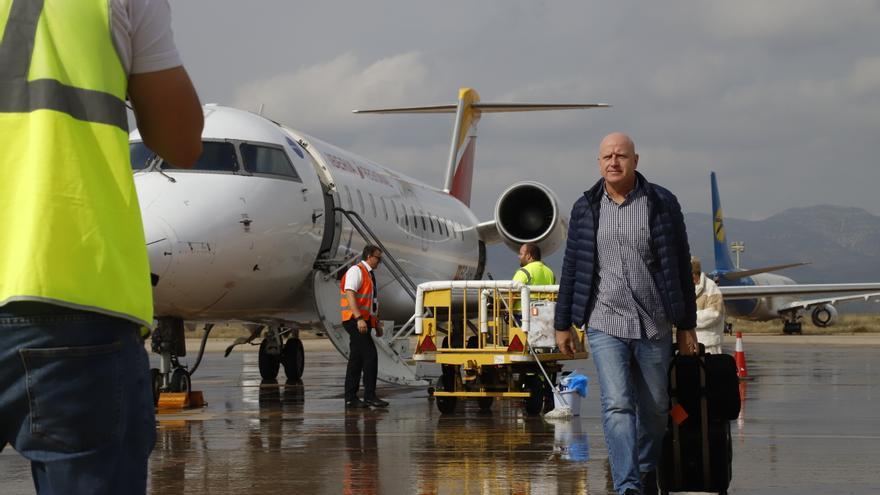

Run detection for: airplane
[[708, 171, 880, 334], [131, 87, 608, 400]]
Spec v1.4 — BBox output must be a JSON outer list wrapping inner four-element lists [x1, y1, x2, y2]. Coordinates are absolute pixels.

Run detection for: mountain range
[[485, 206, 880, 311]]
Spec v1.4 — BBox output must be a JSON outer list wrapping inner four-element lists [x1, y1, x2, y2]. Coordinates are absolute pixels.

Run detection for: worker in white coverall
[[691, 256, 725, 354]]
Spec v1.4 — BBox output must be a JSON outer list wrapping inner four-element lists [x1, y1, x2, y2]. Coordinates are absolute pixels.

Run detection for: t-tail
[[354, 88, 608, 206]]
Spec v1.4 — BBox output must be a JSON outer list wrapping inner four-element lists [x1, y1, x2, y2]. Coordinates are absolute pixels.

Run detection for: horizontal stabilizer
[[722, 262, 810, 280], [353, 102, 609, 114]]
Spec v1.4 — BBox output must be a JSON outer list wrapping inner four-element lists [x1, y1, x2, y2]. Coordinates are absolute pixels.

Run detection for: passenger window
[[240, 144, 302, 181], [343, 186, 353, 210], [429, 215, 436, 233], [409, 206, 417, 231], [369, 193, 377, 218], [419, 209, 426, 231], [164, 141, 237, 172], [381, 197, 389, 221], [356, 190, 365, 214], [390, 199, 399, 223], [129, 141, 154, 170]]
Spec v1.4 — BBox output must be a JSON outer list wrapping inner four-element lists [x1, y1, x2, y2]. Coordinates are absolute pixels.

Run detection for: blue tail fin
[[711, 172, 736, 272]]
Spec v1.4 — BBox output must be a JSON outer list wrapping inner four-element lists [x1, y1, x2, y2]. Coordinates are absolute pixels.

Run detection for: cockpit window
[[241, 144, 301, 181], [130, 141, 155, 170], [162, 142, 237, 172]]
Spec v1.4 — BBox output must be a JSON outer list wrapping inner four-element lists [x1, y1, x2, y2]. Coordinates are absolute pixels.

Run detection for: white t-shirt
[[111, 0, 183, 75], [343, 261, 379, 314]]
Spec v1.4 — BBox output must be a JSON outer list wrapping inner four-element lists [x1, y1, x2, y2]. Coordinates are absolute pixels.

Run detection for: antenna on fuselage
[[353, 88, 609, 206]]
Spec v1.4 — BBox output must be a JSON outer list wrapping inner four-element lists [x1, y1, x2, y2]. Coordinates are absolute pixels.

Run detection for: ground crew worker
[[340, 245, 389, 408], [692, 256, 725, 354], [0, 0, 202, 493], [511, 243, 555, 324], [513, 243, 556, 287]]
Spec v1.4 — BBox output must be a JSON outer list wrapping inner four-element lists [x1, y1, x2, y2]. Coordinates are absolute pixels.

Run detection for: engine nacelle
[[494, 181, 567, 257], [810, 304, 838, 327]]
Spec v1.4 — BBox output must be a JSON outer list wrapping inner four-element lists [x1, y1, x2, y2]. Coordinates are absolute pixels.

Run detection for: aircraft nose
[[143, 215, 174, 286]]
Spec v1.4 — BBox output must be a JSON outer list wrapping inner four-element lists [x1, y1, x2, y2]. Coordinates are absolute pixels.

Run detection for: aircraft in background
[[132, 88, 607, 398], [709, 172, 880, 334]]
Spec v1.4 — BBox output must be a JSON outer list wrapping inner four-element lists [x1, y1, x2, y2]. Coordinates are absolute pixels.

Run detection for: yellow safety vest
[[0, 0, 153, 326]]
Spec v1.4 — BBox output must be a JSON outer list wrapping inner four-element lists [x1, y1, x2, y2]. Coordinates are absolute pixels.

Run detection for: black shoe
[[640, 470, 658, 495], [363, 397, 389, 408], [622, 489, 640, 495], [345, 398, 369, 408]]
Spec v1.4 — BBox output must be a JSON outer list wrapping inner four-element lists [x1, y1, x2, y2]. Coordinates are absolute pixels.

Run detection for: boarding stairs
[[311, 208, 433, 387]]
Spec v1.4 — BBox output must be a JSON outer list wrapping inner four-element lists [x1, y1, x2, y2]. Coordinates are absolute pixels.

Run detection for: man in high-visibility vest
[[340, 245, 389, 408], [513, 243, 556, 287], [511, 243, 556, 324], [0, 1, 202, 493]]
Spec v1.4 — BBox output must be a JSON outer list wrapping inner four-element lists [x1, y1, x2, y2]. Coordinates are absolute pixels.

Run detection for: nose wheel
[[149, 317, 202, 406]]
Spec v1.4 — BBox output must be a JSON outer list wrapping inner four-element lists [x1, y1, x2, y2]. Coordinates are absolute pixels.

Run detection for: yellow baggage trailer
[[413, 281, 587, 415]]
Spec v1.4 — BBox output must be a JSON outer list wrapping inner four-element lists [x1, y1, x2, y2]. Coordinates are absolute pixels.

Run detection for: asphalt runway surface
[[1, 335, 878, 494]]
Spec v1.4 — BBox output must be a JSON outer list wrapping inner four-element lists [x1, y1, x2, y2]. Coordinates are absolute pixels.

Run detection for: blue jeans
[[587, 327, 672, 495], [0, 303, 156, 494]]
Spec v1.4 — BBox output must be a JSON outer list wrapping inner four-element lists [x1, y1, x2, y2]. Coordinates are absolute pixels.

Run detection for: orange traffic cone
[[734, 331, 748, 378]]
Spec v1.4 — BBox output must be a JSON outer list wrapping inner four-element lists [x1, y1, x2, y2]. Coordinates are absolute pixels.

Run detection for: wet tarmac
[[2, 338, 879, 494]]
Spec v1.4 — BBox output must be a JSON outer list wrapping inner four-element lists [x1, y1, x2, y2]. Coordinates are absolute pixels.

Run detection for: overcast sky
[[168, 1, 880, 221]]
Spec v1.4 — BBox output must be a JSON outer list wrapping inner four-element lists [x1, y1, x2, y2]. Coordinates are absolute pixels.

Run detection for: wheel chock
[[157, 391, 207, 410]]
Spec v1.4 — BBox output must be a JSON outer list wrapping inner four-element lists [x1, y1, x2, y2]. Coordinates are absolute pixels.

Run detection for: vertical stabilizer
[[352, 90, 608, 207], [444, 88, 481, 206], [711, 172, 736, 272]]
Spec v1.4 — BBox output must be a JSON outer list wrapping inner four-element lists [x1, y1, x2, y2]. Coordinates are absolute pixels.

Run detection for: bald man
[[554, 133, 697, 495]]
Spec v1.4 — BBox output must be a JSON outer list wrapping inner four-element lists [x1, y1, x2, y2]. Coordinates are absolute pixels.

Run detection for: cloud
[[699, 1, 880, 42], [232, 52, 437, 138]]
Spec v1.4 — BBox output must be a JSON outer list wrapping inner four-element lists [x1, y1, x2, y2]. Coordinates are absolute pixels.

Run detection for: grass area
[[192, 315, 880, 338], [729, 313, 880, 334]]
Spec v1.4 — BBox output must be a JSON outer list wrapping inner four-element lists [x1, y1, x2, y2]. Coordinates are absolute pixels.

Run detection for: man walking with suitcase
[[555, 133, 698, 495]]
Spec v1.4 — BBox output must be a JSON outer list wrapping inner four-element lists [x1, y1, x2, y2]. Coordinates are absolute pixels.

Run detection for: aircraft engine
[[494, 181, 566, 256], [810, 304, 838, 327]]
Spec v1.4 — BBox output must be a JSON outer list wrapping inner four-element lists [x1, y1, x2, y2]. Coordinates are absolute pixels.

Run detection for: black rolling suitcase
[[658, 349, 740, 495]]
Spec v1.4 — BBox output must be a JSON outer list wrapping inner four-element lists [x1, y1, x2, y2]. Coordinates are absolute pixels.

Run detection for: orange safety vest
[[340, 262, 378, 326]]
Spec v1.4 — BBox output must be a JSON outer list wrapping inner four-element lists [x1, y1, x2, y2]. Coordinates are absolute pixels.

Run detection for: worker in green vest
[[0, 1, 202, 493], [514, 243, 556, 287], [512, 243, 556, 322]]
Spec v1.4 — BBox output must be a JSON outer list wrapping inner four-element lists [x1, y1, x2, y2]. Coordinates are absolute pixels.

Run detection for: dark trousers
[[343, 318, 378, 401]]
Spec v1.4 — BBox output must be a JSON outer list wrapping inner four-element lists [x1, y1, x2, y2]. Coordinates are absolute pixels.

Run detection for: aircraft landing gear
[[150, 318, 212, 406], [783, 321, 803, 335], [782, 312, 803, 335], [257, 326, 305, 382]]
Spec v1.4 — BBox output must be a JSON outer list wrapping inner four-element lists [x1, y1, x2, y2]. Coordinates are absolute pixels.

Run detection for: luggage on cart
[[658, 350, 739, 495]]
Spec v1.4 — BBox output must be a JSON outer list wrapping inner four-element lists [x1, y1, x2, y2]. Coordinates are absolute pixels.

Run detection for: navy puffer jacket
[[554, 172, 697, 331]]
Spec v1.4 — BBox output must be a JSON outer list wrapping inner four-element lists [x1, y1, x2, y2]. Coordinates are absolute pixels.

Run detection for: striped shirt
[[587, 179, 670, 339]]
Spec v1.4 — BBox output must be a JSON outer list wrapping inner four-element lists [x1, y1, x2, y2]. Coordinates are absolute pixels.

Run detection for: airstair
[[311, 208, 434, 387]]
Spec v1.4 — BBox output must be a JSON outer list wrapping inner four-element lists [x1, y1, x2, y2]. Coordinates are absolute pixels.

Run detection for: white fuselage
[[725, 272, 798, 320], [133, 105, 481, 326]]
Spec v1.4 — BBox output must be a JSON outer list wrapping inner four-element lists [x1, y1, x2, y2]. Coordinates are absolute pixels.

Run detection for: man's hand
[[556, 330, 577, 357], [357, 318, 368, 334], [677, 329, 699, 356], [375, 320, 384, 338]]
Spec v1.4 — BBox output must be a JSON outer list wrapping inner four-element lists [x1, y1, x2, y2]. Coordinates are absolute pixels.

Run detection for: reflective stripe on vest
[[340, 263, 378, 325], [0, 0, 153, 326]]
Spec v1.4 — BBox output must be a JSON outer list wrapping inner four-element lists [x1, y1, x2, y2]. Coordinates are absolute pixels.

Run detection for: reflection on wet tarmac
[[3, 341, 878, 494]]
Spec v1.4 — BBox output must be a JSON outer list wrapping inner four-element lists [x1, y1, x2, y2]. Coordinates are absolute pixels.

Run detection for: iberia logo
[[713, 208, 725, 243]]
